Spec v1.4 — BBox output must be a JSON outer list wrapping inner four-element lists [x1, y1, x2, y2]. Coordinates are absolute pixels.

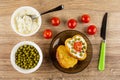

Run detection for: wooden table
[[0, 0, 120, 80]]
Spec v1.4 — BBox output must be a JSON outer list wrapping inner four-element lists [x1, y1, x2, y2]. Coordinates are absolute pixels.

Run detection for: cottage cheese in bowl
[[11, 6, 42, 36]]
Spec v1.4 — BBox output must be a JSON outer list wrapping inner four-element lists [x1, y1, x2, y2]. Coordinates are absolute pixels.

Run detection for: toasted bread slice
[[56, 45, 78, 69], [65, 34, 87, 61]]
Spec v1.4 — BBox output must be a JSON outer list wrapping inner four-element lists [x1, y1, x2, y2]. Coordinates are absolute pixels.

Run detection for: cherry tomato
[[81, 14, 90, 23], [74, 42, 82, 52], [43, 29, 52, 39], [67, 19, 77, 29], [87, 25, 97, 35], [51, 17, 60, 26]]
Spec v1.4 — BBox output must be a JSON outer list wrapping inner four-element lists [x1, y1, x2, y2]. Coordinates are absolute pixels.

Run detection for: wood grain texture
[[0, 0, 120, 80]]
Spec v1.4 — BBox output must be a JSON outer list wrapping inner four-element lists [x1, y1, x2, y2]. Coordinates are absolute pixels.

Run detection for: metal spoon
[[28, 5, 64, 19]]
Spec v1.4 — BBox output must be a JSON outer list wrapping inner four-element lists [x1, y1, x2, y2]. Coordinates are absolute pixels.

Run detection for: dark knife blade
[[100, 13, 108, 40]]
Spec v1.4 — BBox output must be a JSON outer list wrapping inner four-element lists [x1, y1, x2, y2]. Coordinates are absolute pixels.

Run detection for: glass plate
[[49, 30, 93, 73]]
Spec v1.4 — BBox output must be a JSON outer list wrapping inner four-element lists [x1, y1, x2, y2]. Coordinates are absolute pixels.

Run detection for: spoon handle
[[41, 5, 64, 15]]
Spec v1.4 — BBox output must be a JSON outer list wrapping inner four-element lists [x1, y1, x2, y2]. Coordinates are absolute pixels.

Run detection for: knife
[[98, 12, 108, 71]]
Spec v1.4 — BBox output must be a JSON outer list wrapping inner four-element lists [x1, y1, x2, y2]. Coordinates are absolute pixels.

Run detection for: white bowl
[[11, 6, 42, 36], [10, 41, 43, 74]]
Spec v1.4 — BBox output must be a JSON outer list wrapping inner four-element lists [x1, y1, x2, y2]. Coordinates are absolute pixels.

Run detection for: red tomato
[[74, 42, 82, 52], [51, 17, 60, 26], [43, 29, 52, 39], [81, 14, 90, 23], [87, 25, 97, 35], [67, 19, 77, 29]]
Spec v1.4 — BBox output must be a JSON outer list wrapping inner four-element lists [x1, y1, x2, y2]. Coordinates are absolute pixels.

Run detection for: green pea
[[17, 49, 21, 52], [19, 46, 23, 50], [82, 51, 84, 53], [24, 45, 27, 48], [15, 44, 40, 69], [80, 53, 83, 56], [82, 43, 85, 45], [35, 61, 38, 64], [34, 53, 37, 56], [71, 50, 75, 53], [78, 38, 80, 40]]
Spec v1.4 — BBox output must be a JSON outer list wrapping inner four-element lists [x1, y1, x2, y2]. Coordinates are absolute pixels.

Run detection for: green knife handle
[[98, 40, 106, 71]]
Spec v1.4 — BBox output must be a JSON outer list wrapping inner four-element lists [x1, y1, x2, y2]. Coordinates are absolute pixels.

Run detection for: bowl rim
[[10, 41, 43, 74], [11, 6, 42, 37]]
